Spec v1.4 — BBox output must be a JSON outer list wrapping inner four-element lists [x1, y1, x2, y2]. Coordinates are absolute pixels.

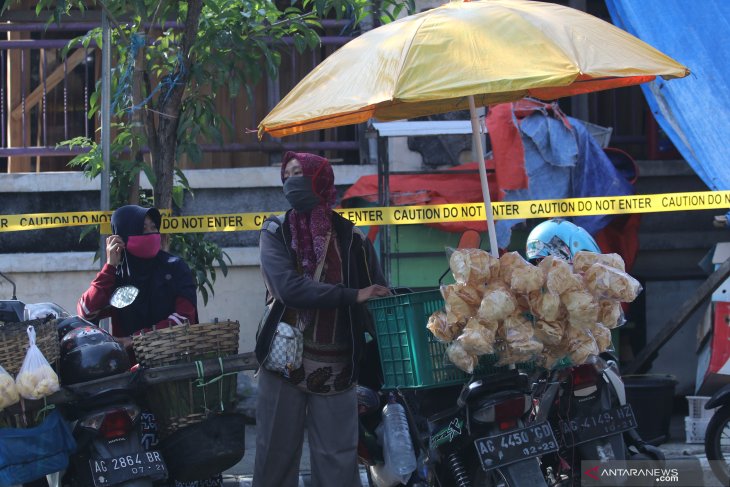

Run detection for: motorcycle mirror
[[23, 302, 70, 321], [110, 285, 140, 308]]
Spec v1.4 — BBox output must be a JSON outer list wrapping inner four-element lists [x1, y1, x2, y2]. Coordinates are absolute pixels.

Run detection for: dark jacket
[[78, 205, 197, 336], [255, 210, 386, 387], [78, 254, 198, 337]]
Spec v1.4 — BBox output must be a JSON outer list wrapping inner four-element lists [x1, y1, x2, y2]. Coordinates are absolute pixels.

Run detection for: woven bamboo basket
[[132, 320, 240, 439], [0, 318, 60, 376]]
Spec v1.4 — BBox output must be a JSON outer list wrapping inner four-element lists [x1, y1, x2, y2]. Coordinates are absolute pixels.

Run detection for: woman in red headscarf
[[253, 152, 390, 487]]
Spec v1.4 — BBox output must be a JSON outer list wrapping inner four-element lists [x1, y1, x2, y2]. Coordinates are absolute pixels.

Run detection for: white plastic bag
[[369, 462, 403, 487], [0, 363, 19, 410], [15, 325, 60, 400]]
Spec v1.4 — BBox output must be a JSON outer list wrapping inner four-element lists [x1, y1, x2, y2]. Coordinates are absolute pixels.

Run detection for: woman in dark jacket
[[253, 152, 390, 487], [77, 205, 197, 347]]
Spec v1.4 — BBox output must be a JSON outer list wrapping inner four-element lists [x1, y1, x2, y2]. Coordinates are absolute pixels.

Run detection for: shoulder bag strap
[[312, 230, 331, 282]]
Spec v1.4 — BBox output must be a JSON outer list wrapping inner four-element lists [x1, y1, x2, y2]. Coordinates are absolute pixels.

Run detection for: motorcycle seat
[[457, 371, 529, 407]]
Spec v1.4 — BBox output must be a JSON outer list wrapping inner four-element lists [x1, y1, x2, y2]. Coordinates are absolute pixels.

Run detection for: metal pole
[[377, 136, 391, 284], [468, 95, 499, 257], [100, 12, 111, 269], [569, 0, 589, 122]]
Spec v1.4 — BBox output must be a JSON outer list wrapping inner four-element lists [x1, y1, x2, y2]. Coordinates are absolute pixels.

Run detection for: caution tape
[[2, 190, 729, 233]]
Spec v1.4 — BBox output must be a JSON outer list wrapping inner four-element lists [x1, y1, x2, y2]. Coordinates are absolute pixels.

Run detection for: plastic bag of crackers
[[427, 248, 642, 373]]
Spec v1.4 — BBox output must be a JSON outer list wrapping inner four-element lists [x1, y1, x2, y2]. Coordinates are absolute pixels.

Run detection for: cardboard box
[[696, 301, 730, 395]]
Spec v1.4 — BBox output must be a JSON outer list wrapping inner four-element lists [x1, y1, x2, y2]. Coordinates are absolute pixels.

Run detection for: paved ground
[[222, 414, 723, 486]]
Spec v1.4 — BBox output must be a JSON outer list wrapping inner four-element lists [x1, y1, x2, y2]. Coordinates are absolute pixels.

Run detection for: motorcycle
[[0, 277, 167, 486], [57, 318, 168, 487], [532, 353, 662, 486], [385, 369, 553, 487], [1, 273, 245, 486], [703, 384, 730, 485]]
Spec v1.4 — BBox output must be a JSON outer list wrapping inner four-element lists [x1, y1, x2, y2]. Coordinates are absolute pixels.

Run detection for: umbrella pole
[[468, 95, 499, 258]]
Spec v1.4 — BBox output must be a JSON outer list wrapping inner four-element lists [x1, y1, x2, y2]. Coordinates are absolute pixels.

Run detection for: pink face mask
[[126, 233, 161, 259]]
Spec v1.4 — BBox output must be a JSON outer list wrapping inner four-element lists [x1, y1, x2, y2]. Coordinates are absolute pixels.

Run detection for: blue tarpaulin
[[496, 114, 633, 247], [606, 0, 730, 191]]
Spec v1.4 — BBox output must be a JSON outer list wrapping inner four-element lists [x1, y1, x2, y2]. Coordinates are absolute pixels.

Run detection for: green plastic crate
[[368, 290, 466, 389], [368, 290, 537, 389]]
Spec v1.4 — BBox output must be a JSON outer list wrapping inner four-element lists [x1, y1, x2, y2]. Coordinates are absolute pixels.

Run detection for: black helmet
[[60, 325, 131, 385], [56, 315, 96, 341]]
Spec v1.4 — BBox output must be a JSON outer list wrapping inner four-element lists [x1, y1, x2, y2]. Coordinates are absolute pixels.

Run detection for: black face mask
[[283, 176, 321, 212]]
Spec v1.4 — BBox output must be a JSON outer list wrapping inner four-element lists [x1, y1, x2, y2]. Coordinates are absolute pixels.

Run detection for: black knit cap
[[111, 205, 161, 241]]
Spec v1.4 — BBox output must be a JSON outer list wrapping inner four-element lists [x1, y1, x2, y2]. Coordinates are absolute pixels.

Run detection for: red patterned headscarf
[[281, 152, 337, 279]]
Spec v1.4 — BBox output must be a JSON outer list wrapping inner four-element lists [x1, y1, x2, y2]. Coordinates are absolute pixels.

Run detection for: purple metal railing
[[0, 21, 359, 168], [1, 50, 6, 148]]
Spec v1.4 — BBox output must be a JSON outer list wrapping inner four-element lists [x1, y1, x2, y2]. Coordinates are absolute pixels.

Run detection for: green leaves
[[170, 233, 232, 305]]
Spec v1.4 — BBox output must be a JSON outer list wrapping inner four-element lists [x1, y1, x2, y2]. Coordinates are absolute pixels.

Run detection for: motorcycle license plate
[[89, 451, 166, 487], [474, 422, 558, 471], [557, 404, 637, 447]]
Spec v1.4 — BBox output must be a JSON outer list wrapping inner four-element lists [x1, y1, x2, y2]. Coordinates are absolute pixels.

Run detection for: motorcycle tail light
[[494, 395, 530, 422], [79, 411, 106, 431], [571, 364, 599, 390], [498, 419, 518, 431], [99, 409, 135, 439], [473, 394, 530, 424]]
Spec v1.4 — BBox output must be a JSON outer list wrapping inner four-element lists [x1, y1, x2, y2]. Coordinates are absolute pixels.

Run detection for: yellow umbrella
[[259, 0, 689, 255]]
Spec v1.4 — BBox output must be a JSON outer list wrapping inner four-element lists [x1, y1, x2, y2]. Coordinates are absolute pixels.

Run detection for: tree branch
[[143, 70, 159, 162]]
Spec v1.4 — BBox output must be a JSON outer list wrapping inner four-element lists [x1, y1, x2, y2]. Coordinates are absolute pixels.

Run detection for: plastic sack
[[528, 290, 563, 322], [539, 256, 583, 295], [477, 284, 517, 322], [573, 251, 625, 274], [533, 319, 565, 347], [496, 341, 543, 366], [598, 300, 625, 329], [563, 325, 599, 366], [510, 264, 544, 294], [448, 248, 499, 287], [426, 310, 462, 342], [498, 251, 530, 285], [495, 314, 544, 365], [561, 290, 599, 329], [457, 317, 498, 355], [15, 326, 60, 400], [498, 314, 535, 344], [583, 263, 642, 302], [0, 364, 19, 411], [588, 323, 613, 353], [441, 284, 480, 325], [0, 410, 76, 486], [446, 341, 478, 373]]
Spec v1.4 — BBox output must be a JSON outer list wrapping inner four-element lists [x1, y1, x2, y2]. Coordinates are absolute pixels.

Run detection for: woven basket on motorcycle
[[0, 318, 60, 377], [131, 319, 240, 439]]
